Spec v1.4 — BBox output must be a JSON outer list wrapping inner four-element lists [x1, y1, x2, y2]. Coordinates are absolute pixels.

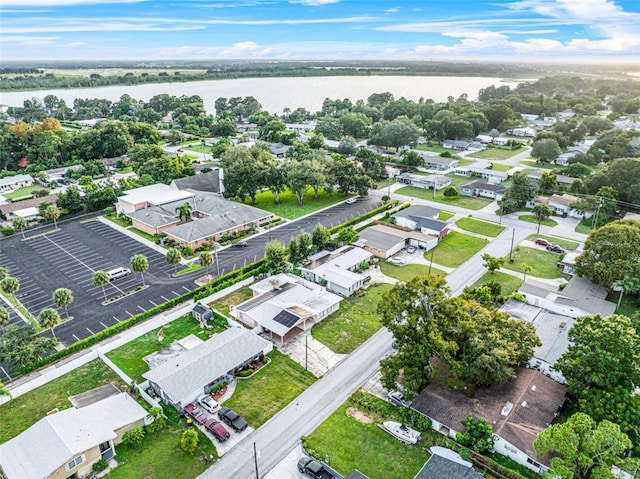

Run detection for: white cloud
[[1, 0, 145, 5], [289, 0, 340, 5], [384, 8, 399, 13], [2, 23, 206, 33], [66, 41, 87, 46], [0, 35, 56, 42]]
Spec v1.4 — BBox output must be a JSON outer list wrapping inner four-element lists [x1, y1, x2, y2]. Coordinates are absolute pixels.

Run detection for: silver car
[[198, 395, 219, 414]]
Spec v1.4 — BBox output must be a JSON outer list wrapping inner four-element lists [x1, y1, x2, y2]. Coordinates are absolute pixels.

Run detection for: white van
[[106, 267, 131, 281]]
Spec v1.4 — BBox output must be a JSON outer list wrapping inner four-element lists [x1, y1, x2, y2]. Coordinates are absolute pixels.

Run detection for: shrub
[[440, 150, 452, 158], [443, 186, 459, 197], [210, 381, 228, 394], [92, 459, 108, 472], [182, 246, 194, 256], [1, 226, 15, 236], [237, 368, 253, 378], [180, 429, 199, 453], [122, 427, 145, 447]]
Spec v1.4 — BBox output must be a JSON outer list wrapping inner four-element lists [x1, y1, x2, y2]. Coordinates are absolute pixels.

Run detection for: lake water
[[0, 76, 520, 115]]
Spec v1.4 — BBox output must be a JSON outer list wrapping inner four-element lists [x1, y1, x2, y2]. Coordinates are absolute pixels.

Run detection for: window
[[66, 455, 84, 470], [527, 458, 541, 468]]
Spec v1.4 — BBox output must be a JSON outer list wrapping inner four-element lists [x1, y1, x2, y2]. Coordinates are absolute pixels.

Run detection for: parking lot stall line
[[160, 295, 169, 302], [137, 306, 146, 312], [112, 316, 120, 323], [125, 311, 133, 317], [149, 300, 158, 306], [100, 322, 108, 329]]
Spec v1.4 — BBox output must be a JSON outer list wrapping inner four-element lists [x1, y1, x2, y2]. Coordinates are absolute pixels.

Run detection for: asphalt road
[[0, 196, 381, 348], [198, 327, 394, 479]]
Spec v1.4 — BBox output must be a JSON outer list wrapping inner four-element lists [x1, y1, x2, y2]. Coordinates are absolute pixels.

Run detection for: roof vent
[[521, 401, 528, 408], [501, 401, 513, 416], [559, 322, 567, 329], [531, 385, 537, 391]]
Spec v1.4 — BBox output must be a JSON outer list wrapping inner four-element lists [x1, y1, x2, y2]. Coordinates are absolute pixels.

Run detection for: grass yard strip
[[502, 246, 565, 279], [105, 406, 217, 479], [519, 160, 562, 169], [427, 232, 489, 268], [3, 185, 45, 200], [303, 395, 432, 479], [472, 271, 523, 297], [237, 188, 346, 220], [525, 234, 580, 250], [455, 217, 505, 237], [129, 227, 158, 243], [0, 290, 40, 331], [396, 186, 491, 211], [489, 162, 512, 172], [23, 228, 60, 241], [379, 262, 446, 282], [438, 211, 455, 221], [606, 291, 638, 318], [467, 146, 527, 161], [104, 213, 131, 228], [208, 286, 253, 316], [0, 359, 126, 444], [175, 263, 203, 276], [518, 215, 558, 227], [222, 350, 316, 427], [312, 284, 393, 354], [105, 314, 224, 382]]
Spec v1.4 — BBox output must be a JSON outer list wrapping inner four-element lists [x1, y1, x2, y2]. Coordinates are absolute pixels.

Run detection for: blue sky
[[1, 0, 639, 61]]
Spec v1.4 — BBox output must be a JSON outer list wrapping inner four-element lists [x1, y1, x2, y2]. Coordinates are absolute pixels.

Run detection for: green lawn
[[105, 213, 131, 228], [438, 211, 455, 221], [455, 217, 505, 237], [116, 166, 133, 174], [526, 234, 580, 250], [106, 314, 225, 382], [415, 144, 449, 154], [444, 173, 474, 187], [183, 144, 212, 154], [0, 360, 126, 444], [472, 271, 523, 297], [3, 185, 45, 200], [467, 146, 527, 161], [379, 262, 446, 282], [519, 160, 562, 169], [606, 291, 639, 318], [489, 162, 513, 172], [222, 350, 316, 427], [457, 158, 474, 166], [396, 186, 491, 210], [518, 215, 558, 227], [427, 232, 489, 268], [312, 284, 393, 354], [502, 246, 565, 279], [303, 397, 432, 479], [105, 406, 217, 479], [129, 227, 158, 243], [240, 188, 347, 220], [208, 286, 253, 316]]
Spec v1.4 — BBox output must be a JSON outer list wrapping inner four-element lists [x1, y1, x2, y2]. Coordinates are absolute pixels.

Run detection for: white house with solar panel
[[230, 273, 342, 344]]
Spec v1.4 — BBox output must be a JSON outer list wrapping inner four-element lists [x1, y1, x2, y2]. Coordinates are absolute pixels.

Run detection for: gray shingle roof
[[460, 180, 507, 193], [172, 170, 221, 194], [143, 327, 269, 405], [415, 455, 483, 479]]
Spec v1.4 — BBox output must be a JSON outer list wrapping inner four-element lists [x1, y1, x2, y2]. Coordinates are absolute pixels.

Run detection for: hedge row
[[327, 200, 401, 235], [19, 259, 266, 375]]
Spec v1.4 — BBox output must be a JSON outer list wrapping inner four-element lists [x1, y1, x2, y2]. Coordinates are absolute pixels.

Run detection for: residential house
[[355, 224, 438, 258], [507, 127, 536, 137], [192, 303, 213, 323], [43, 165, 84, 183], [554, 144, 590, 166], [269, 142, 290, 158], [459, 180, 507, 200], [144, 327, 272, 410], [415, 449, 483, 479], [299, 245, 372, 297], [548, 193, 590, 218], [235, 123, 258, 132], [454, 161, 508, 184], [526, 171, 575, 189], [556, 109, 576, 120], [474, 134, 494, 144], [397, 173, 452, 191], [0, 389, 147, 479], [171, 170, 222, 195], [412, 368, 567, 474], [521, 113, 539, 121], [0, 194, 57, 221], [519, 275, 617, 319], [421, 155, 459, 171], [443, 140, 470, 151], [493, 137, 511, 146], [286, 122, 316, 133], [0, 174, 33, 193], [392, 205, 450, 239], [500, 299, 572, 384], [558, 250, 580, 276], [531, 117, 556, 130], [77, 118, 105, 128], [231, 273, 342, 344], [384, 165, 402, 179]]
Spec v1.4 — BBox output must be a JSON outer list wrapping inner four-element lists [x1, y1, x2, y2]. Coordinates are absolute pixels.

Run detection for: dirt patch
[[346, 407, 374, 424]]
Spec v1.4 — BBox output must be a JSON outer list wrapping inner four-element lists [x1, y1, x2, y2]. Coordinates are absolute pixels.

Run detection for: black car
[[546, 245, 565, 254], [232, 241, 248, 247], [218, 406, 248, 432]]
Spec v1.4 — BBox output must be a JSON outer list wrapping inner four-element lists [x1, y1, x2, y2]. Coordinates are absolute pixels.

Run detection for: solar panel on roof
[[272, 310, 301, 328]]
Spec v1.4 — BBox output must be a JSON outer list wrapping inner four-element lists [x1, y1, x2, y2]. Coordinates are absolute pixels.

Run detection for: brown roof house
[[412, 368, 567, 474]]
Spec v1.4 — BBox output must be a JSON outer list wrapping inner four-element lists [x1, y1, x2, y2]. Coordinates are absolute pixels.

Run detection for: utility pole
[[591, 196, 602, 229], [305, 335, 308, 371], [498, 201, 504, 227], [509, 228, 515, 263], [254, 442, 259, 479], [213, 242, 220, 277], [428, 250, 434, 275]]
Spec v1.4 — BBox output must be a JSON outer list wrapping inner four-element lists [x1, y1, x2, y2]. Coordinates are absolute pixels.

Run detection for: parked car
[[297, 456, 336, 479], [406, 246, 417, 254], [389, 257, 406, 265], [387, 391, 412, 408], [204, 419, 230, 442], [345, 197, 357, 204], [198, 394, 219, 414], [232, 241, 248, 247], [535, 238, 551, 247], [184, 403, 207, 425], [546, 244, 565, 254], [218, 407, 248, 432]]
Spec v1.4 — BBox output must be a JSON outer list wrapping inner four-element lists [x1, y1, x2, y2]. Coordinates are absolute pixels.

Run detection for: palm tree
[[522, 264, 533, 283], [198, 251, 213, 277], [130, 254, 149, 286], [175, 202, 193, 223], [613, 274, 640, 311], [0, 306, 9, 332], [0, 381, 11, 400], [43, 204, 61, 228], [93, 270, 110, 302], [166, 248, 182, 275], [0, 267, 8, 281], [12, 216, 28, 240], [39, 308, 62, 341], [53, 288, 73, 319], [0, 277, 20, 305]]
